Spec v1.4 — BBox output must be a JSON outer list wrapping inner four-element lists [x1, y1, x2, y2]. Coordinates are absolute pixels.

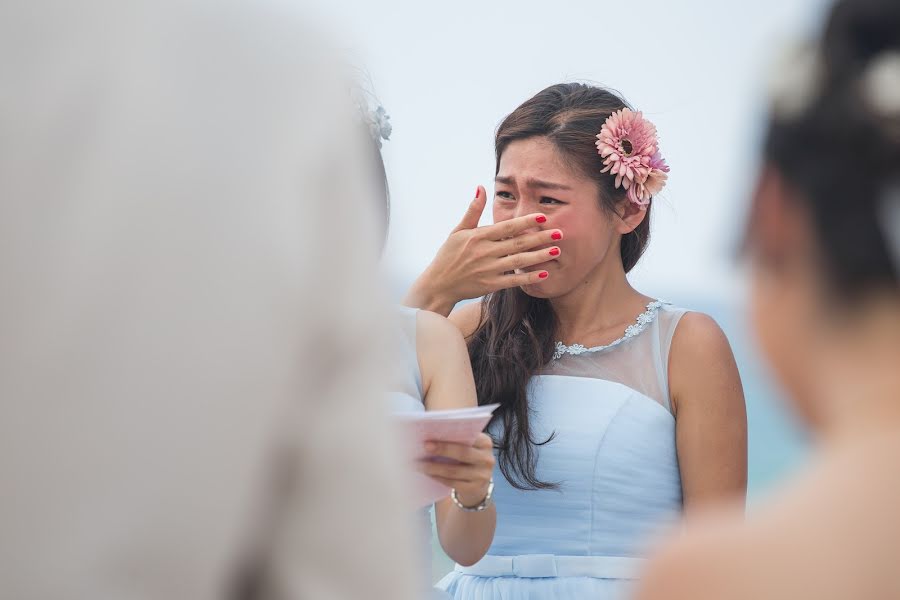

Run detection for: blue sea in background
[[392, 282, 811, 580], [686, 295, 809, 496]]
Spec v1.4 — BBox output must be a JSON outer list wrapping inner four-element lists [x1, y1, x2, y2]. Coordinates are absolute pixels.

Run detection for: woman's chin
[[517, 264, 563, 298], [520, 280, 557, 299]]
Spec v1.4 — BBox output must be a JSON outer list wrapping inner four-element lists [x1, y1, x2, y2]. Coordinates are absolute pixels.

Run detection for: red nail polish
[[551, 231, 562, 240], [474, 187, 480, 198], [549, 247, 560, 256], [535, 215, 547, 224], [538, 271, 549, 279]]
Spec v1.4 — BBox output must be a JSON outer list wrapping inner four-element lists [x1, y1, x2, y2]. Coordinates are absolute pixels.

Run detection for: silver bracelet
[[450, 479, 494, 512]]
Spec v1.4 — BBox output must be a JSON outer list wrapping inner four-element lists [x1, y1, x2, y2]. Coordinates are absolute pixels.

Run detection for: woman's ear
[[614, 199, 649, 235]]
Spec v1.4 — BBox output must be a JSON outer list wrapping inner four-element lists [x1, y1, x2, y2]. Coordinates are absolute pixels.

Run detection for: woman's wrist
[[452, 480, 494, 510], [403, 272, 455, 316]]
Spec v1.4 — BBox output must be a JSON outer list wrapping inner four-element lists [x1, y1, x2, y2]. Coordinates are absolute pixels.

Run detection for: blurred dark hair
[[758, 0, 900, 301], [467, 83, 653, 489]]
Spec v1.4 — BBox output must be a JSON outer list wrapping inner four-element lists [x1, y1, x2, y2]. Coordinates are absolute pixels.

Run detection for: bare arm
[[669, 313, 748, 513], [416, 310, 496, 566]]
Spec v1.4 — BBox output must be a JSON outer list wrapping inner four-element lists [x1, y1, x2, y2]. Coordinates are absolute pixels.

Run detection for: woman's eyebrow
[[494, 175, 572, 190]]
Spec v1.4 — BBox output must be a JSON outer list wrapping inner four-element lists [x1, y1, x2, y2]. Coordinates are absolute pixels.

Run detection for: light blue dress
[[389, 306, 453, 600], [437, 301, 687, 600]]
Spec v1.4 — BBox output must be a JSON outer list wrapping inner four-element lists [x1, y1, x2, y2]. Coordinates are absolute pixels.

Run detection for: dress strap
[[655, 304, 689, 414], [454, 554, 646, 579]]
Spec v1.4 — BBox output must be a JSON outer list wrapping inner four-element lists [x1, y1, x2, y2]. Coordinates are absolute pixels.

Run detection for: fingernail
[[474, 187, 480, 198], [549, 247, 560, 256], [535, 215, 547, 224], [539, 271, 549, 279], [551, 231, 562, 240]]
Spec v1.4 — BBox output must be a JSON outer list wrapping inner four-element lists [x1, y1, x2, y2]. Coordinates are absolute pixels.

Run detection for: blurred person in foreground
[[636, 0, 900, 598], [0, 1, 419, 598]]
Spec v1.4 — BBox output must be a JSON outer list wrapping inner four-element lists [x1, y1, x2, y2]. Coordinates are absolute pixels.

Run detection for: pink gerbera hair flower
[[595, 108, 670, 208]]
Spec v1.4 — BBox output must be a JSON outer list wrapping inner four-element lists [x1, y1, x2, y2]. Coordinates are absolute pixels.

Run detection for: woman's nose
[[514, 199, 544, 233]]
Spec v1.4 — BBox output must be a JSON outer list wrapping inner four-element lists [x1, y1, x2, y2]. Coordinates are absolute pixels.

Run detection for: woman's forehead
[[497, 138, 587, 187]]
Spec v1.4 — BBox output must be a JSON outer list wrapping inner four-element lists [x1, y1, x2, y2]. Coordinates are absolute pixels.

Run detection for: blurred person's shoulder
[[637, 443, 900, 600], [633, 490, 752, 597]]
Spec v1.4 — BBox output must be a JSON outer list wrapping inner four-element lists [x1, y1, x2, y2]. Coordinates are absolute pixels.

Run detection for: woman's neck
[[817, 299, 900, 447], [550, 257, 651, 344]]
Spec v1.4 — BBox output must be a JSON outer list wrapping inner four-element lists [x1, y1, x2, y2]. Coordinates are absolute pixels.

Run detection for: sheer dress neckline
[[551, 300, 668, 361]]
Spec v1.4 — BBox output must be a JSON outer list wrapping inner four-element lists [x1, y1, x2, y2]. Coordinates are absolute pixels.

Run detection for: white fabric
[[455, 554, 646, 580], [0, 2, 419, 599]]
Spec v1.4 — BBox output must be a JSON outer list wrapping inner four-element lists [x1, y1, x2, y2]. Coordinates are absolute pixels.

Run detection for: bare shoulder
[[448, 300, 484, 339], [670, 312, 733, 358], [415, 309, 478, 410], [416, 309, 466, 349], [415, 309, 470, 392], [641, 454, 900, 600], [669, 311, 743, 412], [416, 310, 470, 368]]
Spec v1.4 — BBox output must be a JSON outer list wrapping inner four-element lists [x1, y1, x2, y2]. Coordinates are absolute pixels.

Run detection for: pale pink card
[[396, 404, 499, 507]]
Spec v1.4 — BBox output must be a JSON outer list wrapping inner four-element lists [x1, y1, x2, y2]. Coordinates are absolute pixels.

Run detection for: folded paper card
[[395, 404, 499, 507]]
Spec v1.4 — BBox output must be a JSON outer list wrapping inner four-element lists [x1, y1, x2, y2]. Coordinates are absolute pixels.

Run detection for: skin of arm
[[669, 312, 748, 513], [416, 309, 496, 567]]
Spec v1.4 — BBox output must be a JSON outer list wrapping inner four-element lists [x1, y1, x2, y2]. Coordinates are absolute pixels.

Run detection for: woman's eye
[[496, 191, 515, 201], [540, 197, 563, 205]]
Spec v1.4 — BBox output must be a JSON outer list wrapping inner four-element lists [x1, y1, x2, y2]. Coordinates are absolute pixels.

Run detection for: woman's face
[[493, 136, 643, 299], [748, 167, 828, 428]]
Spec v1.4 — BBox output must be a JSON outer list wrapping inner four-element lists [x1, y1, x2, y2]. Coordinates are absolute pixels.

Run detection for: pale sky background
[[308, 0, 831, 302], [297, 0, 834, 518]]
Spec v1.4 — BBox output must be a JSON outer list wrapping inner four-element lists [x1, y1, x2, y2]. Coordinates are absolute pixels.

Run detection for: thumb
[[453, 185, 487, 233]]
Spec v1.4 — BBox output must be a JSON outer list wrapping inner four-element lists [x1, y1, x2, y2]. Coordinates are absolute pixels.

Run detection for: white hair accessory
[[863, 51, 900, 118], [867, 52, 900, 276], [365, 105, 392, 149], [862, 51, 900, 143], [350, 81, 392, 148], [768, 43, 823, 122]]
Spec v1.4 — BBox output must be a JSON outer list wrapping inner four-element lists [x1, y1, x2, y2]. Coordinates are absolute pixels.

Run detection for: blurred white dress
[[0, 2, 419, 598]]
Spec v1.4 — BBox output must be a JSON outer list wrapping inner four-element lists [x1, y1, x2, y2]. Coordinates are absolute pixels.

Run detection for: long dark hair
[[468, 83, 654, 490], [756, 0, 900, 302]]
